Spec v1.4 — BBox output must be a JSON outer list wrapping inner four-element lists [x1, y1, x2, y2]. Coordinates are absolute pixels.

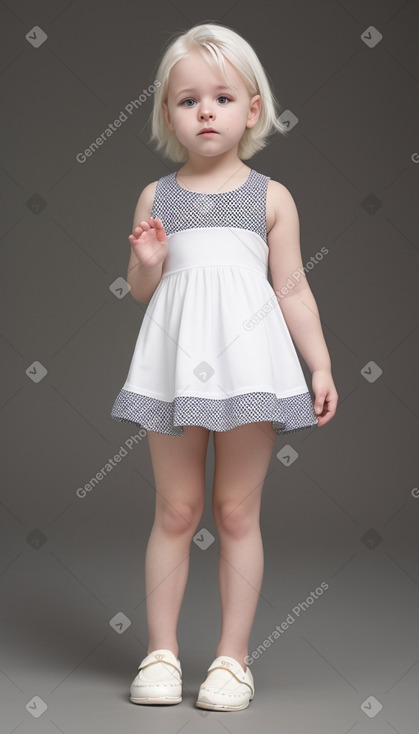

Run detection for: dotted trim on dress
[[111, 389, 318, 437], [151, 169, 270, 244]]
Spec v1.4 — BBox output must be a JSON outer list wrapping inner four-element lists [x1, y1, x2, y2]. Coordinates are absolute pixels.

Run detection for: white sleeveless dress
[[111, 169, 318, 436]]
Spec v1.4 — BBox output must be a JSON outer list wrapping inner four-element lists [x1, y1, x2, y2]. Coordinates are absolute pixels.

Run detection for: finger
[[318, 411, 334, 427], [128, 234, 142, 244], [319, 396, 338, 415], [135, 220, 150, 231], [151, 216, 164, 229]]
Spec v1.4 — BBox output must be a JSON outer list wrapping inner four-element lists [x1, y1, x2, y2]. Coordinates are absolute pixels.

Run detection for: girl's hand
[[312, 369, 338, 428], [128, 216, 169, 268]]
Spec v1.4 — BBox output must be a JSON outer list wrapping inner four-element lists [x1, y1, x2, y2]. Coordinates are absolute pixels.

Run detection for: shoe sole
[[131, 695, 182, 705], [195, 696, 253, 711]]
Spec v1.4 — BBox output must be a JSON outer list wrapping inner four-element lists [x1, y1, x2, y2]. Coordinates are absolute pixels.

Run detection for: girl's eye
[[180, 96, 231, 107]]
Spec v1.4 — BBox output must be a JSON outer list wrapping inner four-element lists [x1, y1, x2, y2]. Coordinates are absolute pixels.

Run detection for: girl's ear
[[162, 101, 174, 132], [247, 94, 261, 129]]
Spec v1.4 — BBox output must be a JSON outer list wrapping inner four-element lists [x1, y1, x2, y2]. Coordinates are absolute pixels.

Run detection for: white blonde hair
[[149, 22, 288, 162]]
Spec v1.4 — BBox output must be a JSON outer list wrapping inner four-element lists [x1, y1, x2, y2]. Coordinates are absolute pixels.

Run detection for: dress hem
[[111, 413, 318, 437], [110, 387, 318, 437]]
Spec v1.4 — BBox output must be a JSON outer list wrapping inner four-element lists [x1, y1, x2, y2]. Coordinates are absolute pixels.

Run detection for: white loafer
[[195, 655, 254, 711], [130, 649, 182, 704]]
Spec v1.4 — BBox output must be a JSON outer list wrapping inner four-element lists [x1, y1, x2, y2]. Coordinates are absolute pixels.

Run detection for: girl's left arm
[[267, 181, 338, 427]]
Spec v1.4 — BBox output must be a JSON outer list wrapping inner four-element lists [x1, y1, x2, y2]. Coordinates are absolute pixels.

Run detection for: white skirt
[[111, 227, 318, 436]]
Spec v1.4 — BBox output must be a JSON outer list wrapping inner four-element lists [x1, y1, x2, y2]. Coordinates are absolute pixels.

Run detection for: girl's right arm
[[126, 182, 168, 304]]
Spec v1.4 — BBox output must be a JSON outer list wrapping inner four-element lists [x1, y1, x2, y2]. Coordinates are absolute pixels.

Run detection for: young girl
[[111, 22, 338, 711]]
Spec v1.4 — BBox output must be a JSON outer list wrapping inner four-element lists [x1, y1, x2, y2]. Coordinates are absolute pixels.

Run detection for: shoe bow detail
[[205, 655, 254, 694], [138, 649, 182, 677]]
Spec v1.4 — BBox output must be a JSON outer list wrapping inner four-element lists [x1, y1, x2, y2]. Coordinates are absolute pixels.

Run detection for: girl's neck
[[176, 160, 251, 189], [178, 150, 247, 177]]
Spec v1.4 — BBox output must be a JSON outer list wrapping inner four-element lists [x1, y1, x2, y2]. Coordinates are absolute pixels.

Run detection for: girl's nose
[[199, 108, 214, 120], [198, 100, 215, 119]]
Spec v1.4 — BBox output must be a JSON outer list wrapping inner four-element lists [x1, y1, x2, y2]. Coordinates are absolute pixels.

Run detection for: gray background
[[1, 0, 419, 732]]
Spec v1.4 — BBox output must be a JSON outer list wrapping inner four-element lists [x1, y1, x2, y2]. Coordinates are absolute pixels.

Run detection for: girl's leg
[[211, 421, 277, 671], [145, 425, 210, 657]]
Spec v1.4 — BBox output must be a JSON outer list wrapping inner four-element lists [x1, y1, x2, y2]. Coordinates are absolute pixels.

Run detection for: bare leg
[[211, 422, 276, 671], [144, 425, 210, 657]]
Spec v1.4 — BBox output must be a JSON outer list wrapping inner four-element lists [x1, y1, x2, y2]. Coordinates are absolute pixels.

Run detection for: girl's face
[[162, 48, 261, 159]]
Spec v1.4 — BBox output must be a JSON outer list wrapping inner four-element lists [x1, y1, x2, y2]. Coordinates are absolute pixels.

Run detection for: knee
[[212, 501, 255, 539], [157, 501, 203, 536]]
